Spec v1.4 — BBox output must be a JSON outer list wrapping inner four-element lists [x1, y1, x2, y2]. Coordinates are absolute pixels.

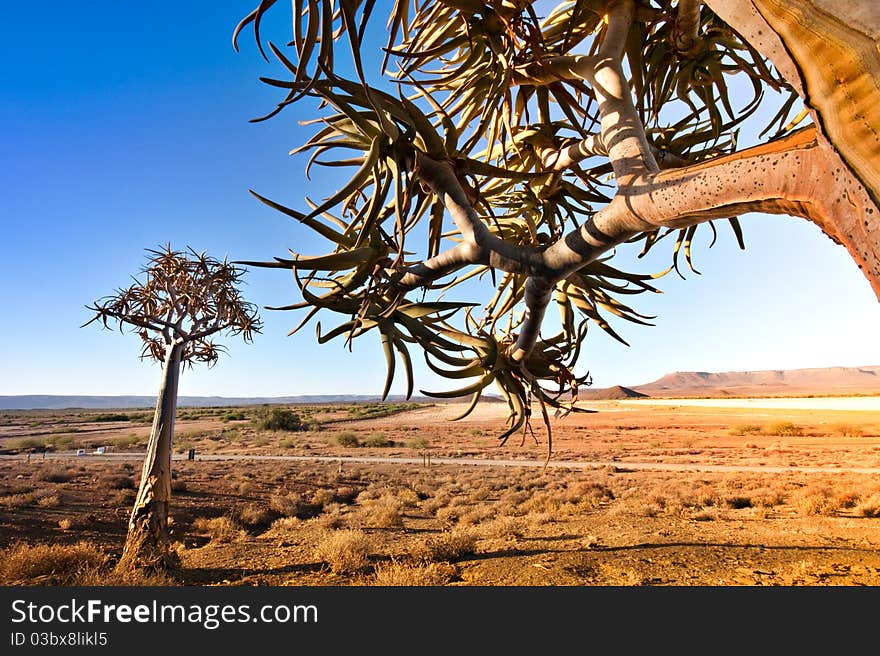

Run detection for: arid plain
[[1, 396, 879, 586]]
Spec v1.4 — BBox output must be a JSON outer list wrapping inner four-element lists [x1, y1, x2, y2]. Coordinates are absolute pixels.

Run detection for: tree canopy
[[234, 0, 880, 451], [86, 245, 262, 364]]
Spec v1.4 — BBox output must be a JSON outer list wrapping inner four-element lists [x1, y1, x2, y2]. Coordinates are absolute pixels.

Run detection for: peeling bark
[[116, 342, 183, 572]]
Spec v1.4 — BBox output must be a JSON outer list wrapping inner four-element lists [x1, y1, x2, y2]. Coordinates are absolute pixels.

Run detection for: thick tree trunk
[[704, 0, 880, 299], [116, 342, 182, 572]]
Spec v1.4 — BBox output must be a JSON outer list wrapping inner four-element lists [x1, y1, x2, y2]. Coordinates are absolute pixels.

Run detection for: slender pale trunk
[[117, 341, 183, 571]]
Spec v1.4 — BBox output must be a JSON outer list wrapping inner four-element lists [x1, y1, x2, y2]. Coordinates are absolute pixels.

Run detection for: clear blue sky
[[2, 1, 879, 399]]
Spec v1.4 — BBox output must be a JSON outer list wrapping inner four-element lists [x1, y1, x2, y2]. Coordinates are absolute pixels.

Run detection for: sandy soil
[[1, 398, 879, 586], [619, 397, 880, 411]]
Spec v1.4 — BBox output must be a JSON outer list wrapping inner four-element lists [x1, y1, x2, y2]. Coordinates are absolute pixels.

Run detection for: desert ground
[[1, 397, 879, 586]]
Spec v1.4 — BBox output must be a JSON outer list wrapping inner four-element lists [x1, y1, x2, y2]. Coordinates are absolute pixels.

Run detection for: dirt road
[[4, 452, 879, 475]]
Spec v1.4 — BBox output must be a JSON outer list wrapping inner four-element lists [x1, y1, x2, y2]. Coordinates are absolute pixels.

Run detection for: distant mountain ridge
[[630, 365, 880, 398], [0, 394, 430, 410], [578, 385, 648, 400], [4, 365, 880, 408]]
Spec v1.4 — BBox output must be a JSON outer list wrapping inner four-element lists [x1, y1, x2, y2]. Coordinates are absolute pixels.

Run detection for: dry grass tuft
[[479, 515, 523, 539], [36, 467, 74, 483], [729, 423, 763, 436], [689, 508, 717, 521], [192, 516, 248, 543], [36, 493, 62, 508], [370, 560, 458, 586], [723, 496, 753, 509], [794, 486, 837, 517], [765, 421, 803, 437], [100, 474, 135, 490], [0, 541, 110, 585], [335, 431, 359, 447], [0, 489, 58, 510], [415, 527, 478, 562], [311, 488, 337, 507], [829, 422, 863, 437], [268, 516, 302, 533], [855, 494, 880, 518], [314, 529, 373, 574], [359, 498, 405, 528], [237, 503, 275, 530], [269, 492, 306, 518]]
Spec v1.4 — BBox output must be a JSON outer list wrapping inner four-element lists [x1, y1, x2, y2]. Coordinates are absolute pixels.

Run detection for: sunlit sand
[[617, 396, 880, 411]]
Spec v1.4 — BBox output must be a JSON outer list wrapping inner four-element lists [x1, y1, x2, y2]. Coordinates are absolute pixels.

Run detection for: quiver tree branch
[[235, 0, 880, 460], [673, 0, 704, 56]]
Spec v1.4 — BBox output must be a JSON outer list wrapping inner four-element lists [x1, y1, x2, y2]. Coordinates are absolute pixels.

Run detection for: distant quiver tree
[[233, 1, 880, 454], [84, 246, 261, 571]]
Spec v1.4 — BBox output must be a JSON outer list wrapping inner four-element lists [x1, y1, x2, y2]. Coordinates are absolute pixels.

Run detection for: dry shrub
[[836, 491, 861, 509], [170, 479, 188, 493], [371, 560, 458, 586], [751, 490, 786, 508], [434, 505, 462, 524], [37, 467, 73, 483], [269, 492, 306, 518], [269, 516, 302, 533], [58, 518, 75, 530], [237, 480, 257, 495], [566, 481, 615, 506], [359, 497, 404, 528], [479, 515, 523, 539], [237, 503, 274, 530], [1, 483, 34, 496], [311, 488, 337, 507], [517, 492, 562, 515], [522, 511, 553, 527], [689, 508, 716, 521], [334, 486, 359, 504], [362, 432, 391, 447], [456, 506, 494, 527], [466, 486, 492, 502], [633, 492, 669, 517], [0, 541, 110, 585], [765, 421, 803, 437], [794, 486, 837, 517], [395, 487, 423, 508], [36, 493, 62, 508], [415, 527, 477, 562], [192, 516, 247, 543], [729, 424, 762, 436], [723, 496, 753, 509], [314, 511, 347, 530], [421, 495, 450, 514], [355, 485, 384, 503], [101, 475, 135, 490], [335, 431, 359, 447], [829, 423, 863, 437], [314, 529, 373, 574], [1, 489, 57, 510], [855, 494, 880, 518]]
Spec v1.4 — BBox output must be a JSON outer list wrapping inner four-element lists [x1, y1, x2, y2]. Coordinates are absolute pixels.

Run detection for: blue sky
[[2, 1, 879, 398]]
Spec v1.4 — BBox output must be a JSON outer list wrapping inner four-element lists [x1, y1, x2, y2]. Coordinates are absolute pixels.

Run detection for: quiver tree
[[84, 246, 261, 571], [234, 0, 880, 456]]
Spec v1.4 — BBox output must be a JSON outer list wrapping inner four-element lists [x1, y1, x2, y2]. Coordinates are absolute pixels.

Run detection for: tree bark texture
[[704, 0, 880, 298], [117, 342, 182, 572]]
